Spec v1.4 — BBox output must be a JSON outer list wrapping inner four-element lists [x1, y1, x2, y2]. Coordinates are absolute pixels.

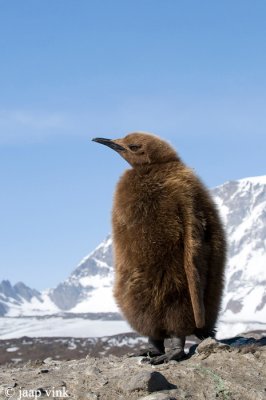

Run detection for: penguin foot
[[149, 336, 186, 365], [129, 349, 163, 358], [130, 337, 165, 358], [149, 348, 186, 365]]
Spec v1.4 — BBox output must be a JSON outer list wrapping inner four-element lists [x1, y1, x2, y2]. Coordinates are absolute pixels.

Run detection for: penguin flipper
[[182, 211, 205, 329]]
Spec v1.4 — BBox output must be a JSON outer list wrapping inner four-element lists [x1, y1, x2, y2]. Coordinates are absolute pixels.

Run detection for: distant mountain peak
[[0, 279, 58, 316], [76, 234, 113, 270], [0, 280, 41, 302]]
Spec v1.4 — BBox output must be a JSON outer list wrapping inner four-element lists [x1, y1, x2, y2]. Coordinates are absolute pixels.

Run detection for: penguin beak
[[92, 137, 125, 152]]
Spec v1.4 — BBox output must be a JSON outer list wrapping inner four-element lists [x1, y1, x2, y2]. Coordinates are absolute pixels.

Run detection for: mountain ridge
[[1, 175, 266, 337]]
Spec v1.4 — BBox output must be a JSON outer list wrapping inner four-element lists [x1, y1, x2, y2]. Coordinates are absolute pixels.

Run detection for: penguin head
[[92, 132, 179, 167]]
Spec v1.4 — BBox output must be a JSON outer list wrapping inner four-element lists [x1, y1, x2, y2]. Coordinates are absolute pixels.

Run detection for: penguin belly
[[112, 194, 196, 338]]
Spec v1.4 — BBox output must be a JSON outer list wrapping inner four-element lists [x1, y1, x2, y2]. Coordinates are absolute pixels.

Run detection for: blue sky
[[0, 1, 265, 290]]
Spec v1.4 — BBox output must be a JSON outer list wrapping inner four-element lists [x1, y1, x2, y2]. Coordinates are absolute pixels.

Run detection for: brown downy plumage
[[92, 132, 226, 362]]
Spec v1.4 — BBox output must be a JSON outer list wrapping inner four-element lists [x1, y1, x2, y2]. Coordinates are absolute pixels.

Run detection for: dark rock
[[120, 371, 176, 393]]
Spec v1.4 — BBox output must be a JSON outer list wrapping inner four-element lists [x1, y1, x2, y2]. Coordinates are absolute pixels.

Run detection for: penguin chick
[[92, 132, 226, 364]]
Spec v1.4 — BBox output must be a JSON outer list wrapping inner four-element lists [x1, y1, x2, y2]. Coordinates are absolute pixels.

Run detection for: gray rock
[[138, 395, 177, 400], [85, 366, 101, 376], [196, 337, 218, 351], [84, 392, 98, 400], [119, 371, 176, 393], [196, 337, 230, 354], [43, 357, 53, 364], [168, 360, 179, 365]]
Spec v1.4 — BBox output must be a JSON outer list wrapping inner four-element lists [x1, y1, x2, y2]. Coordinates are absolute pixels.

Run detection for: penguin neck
[[133, 159, 184, 177]]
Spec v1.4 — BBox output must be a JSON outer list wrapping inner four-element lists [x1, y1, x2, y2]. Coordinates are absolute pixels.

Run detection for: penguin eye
[[128, 144, 142, 152]]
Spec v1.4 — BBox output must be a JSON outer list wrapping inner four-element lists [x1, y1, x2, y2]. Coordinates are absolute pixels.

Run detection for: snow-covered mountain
[[213, 176, 266, 327], [0, 236, 117, 317], [1, 175, 266, 335], [0, 280, 58, 316], [49, 235, 117, 313]]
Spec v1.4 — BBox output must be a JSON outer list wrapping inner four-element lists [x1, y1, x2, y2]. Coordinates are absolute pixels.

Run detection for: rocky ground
[[0, 334, 265, 400], [0, 333, 198, 365]]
